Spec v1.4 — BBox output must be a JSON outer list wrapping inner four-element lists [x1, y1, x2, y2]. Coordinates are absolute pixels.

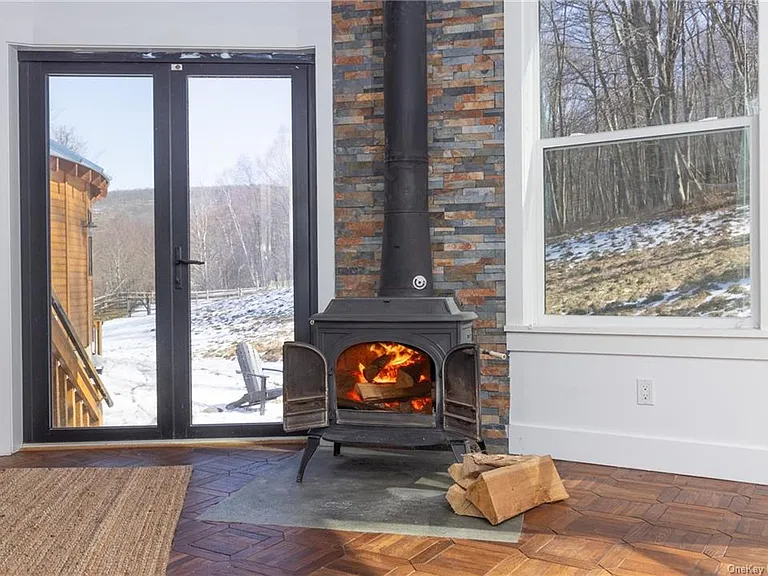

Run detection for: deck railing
[[51, 296, 113, 427]]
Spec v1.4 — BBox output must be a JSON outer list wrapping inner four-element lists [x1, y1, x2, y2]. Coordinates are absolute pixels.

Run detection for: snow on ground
[[101, 287, 293, 427], [98, 313, 159, 426], [605, 276, 751, 318], [546, 206, 751, 317], [546, 205, 749, 264]]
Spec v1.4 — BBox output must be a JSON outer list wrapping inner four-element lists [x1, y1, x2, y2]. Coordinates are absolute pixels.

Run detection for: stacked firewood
[[446, 453, 569, 525]]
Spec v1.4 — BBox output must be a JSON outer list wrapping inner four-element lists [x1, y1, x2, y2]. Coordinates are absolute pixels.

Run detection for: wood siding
[[49, 169, 93, 349]]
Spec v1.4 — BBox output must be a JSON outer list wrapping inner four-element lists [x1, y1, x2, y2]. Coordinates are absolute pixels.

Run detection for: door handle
[[175, 258, 205, 266], [174, 246, 204, 289]]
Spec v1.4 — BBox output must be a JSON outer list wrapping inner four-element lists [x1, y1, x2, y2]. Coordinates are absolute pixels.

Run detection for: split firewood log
[[396, 369, 415, 388], [465, 455, 569, 525], [446, 484, 484, 518], [462, 453, 537, 478], [448, 462, 474, 489]]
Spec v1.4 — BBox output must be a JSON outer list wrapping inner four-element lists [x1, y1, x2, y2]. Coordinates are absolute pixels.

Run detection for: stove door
[[442, 344, 481, 440], [282, 342, 329, 432]]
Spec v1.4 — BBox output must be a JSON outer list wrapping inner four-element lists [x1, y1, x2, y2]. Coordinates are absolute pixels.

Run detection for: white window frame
[[505, 0, 768, 338]]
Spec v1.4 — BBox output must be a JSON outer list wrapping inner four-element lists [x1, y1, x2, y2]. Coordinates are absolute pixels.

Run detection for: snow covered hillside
[[100, 287, 293, 427], [546, 206, 749, 264], [545, 206, 751, 317]]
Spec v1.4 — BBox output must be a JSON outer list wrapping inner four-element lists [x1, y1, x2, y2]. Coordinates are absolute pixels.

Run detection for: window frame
[[505, 0, 768, 335]]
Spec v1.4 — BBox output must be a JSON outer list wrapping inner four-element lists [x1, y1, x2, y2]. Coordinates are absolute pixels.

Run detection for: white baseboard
[[509, 422, 768, 485]]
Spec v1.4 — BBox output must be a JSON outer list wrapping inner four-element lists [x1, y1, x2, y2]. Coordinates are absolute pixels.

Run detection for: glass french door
[[171, 64, 315, 437], [20, 55, 316, 442]]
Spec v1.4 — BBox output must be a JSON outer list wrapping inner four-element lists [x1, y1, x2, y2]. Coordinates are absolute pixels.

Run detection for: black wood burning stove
[[281, 1, 492, 482]]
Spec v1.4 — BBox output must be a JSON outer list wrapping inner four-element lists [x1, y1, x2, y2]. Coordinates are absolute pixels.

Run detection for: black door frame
[[19, 52, 317, 443], [169, 62, 317, 439]]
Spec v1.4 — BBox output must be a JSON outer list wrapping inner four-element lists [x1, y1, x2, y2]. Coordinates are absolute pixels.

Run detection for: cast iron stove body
[[281, 0, 486, 482], [282, 299, 484, 482]]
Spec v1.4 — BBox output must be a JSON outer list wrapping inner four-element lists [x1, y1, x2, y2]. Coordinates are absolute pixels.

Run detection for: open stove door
[[282, 342, 329, 432], [442, 344, 481, 441]]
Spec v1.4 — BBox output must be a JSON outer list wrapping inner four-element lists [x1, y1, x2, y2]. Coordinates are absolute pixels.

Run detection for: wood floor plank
[[506, 557, 612, 575], [623, 522, 713, 556], [673, 488, 736, 509], [344, 533, 449, 560], [739, 496, 768, 520], [722, 536, 768, 565], [282, 527, 362, 549], [553, 511, 643, 543], [519, 534, 615, 570], [732, 516, 768, 542], [599, 547, 721, 576], [573, 495, 654, 519], [591, 478, 670, 503], [411, 542, 510, 575], [320, 549, 411, 576]]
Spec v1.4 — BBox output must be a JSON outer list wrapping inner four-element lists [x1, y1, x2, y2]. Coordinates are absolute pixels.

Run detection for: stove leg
[[296, 433, 321, 483], [333, 442, 341, 457], [477, 440, 487, 454], [450, 440, 468, 463]]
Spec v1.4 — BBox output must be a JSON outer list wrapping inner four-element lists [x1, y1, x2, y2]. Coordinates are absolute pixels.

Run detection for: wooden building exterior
[[49, 141, 112, 427]]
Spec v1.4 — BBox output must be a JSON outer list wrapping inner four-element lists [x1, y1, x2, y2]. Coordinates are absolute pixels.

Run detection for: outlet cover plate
[[637, 378, 654, 406]]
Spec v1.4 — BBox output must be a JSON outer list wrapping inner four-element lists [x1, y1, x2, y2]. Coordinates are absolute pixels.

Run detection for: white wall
[[0, 1, 335, 455], [0, 5, 33, 457], [508, 348, 768, 484]]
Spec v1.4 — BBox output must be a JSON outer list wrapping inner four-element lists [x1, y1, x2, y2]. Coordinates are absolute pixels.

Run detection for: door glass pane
[[48, 76, 156, 428], [187, 77, 293, 424]]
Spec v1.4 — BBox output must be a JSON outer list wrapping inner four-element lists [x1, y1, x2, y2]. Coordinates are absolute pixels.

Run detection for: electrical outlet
[[637, 378, 654, 406]]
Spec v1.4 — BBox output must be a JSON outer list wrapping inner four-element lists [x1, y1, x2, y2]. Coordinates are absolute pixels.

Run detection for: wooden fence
[[94, 287, 266, 320]]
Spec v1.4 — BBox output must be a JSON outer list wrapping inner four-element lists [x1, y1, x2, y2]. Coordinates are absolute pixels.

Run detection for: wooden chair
[[226, 342, 283, 415]]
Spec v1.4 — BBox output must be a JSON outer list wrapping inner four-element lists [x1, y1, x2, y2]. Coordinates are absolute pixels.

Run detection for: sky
[[49, 75, 292, 190]]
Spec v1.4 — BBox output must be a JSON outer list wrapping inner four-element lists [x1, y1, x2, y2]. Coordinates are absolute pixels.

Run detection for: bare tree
[[540, 0, 757, 237], [50, 125, 88, 154], [91, 128, 295, 299]]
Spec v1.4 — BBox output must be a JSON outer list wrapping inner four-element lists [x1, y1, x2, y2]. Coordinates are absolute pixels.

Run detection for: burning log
[[401, 357, 430, 382], [336, 397, 399, 411], [354, 380, 431, 403], [363, 354, 394, 382], [396, 368, 415, 388]]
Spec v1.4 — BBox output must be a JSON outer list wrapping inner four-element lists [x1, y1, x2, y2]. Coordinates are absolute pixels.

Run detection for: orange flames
[[337, 341, 433, 415], [410, 397, 431, 412], [353, 342, 429, 384]]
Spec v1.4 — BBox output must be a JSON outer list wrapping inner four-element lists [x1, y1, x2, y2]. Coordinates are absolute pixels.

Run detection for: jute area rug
[[0, 466, 191, 576]]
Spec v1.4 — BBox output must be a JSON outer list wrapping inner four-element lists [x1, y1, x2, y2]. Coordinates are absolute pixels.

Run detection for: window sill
[[504, 324, 768, 361]]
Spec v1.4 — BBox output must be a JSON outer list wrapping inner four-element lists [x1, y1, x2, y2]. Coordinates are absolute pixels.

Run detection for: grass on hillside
[[545, 207, 750, 318]]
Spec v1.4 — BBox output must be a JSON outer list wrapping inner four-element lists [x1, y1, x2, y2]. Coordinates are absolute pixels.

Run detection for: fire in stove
[[335, 342, 435, 415]]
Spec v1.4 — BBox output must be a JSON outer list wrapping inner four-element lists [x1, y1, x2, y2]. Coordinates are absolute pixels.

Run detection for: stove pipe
[[378, 0, 434, 298]]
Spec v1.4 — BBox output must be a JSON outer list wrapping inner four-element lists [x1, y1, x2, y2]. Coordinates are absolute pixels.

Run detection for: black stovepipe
[[378, 0, 434, 298]]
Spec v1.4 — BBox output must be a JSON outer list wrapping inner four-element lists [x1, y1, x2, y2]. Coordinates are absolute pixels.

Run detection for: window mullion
[[541, 116, 754, 152]]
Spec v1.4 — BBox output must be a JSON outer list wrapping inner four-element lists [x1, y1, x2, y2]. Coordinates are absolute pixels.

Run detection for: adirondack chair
[[226, 342, 283, 415]]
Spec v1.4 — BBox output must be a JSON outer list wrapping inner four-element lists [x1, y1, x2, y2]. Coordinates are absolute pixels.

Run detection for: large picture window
[[539, 0, 758, 321]]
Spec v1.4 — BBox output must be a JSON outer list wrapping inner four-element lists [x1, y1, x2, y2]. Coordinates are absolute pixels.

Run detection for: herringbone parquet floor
[[1, 444, 766, 575]]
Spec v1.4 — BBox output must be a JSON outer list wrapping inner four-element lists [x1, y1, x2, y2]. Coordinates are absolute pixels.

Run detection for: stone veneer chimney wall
[[332, 0, 507, 451]]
